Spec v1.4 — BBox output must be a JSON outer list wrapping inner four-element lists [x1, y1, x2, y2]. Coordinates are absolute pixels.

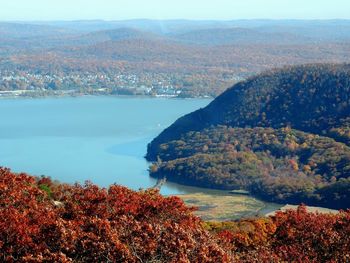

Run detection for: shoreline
[[0, 91, 213, 100], [174, 191, 339, 221]]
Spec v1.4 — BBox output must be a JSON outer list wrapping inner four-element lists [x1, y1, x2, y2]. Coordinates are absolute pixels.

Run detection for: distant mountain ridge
[[78, 28, 163, 44], [2, 20, 350, 97], [0, 22, 76, 39], [2, 19, 350, 46], [171, 27, 312, 45]]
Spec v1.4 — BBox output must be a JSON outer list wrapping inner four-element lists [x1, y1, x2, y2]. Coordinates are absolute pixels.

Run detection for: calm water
[[0, 96, 211, 195]]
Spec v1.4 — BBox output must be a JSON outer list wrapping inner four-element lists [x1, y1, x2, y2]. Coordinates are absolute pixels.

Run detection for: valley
[[2, 20, 350, 98]]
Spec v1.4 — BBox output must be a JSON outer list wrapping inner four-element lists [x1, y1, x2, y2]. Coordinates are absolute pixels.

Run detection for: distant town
[[1, 19, 350, 99], [0, 70, 243, 98]]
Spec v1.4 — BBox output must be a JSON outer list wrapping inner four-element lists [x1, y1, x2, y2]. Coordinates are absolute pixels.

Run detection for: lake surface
[[0, 96, 214, 195]]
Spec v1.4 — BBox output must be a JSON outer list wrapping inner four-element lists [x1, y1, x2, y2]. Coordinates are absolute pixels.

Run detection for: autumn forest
[[1, 18, 350, 262]]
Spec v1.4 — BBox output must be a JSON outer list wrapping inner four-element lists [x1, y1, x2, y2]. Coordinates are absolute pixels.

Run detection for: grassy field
[[176, 192, 282, 221]]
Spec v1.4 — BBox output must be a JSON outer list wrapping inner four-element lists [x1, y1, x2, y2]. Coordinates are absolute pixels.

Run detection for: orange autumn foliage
[[1, 167, 350, 262], [0, 168, 228, 262]]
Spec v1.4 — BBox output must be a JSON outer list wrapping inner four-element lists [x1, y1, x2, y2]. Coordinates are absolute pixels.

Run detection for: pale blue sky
[[0, 0, 349, 21]]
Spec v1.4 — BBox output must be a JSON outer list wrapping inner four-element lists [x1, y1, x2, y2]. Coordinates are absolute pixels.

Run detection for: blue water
[[0, 96, 211, 195]]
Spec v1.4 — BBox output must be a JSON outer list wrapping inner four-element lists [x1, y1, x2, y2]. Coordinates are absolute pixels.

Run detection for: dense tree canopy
[[149, 126, 350, 208], [147, 64, 350, 156], [147, 64, 350, 209]]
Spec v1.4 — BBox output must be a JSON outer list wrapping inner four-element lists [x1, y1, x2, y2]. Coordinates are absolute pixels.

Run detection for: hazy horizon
[[2, 18, 350, 23], [1, 0, 349, 21]]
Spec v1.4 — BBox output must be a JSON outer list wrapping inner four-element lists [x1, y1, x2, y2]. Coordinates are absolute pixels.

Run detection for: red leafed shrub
[[0, 168, 229, 262], [1, 167, 350, 262], [210, 206, 350, 262], [271, 206, 350, 262]]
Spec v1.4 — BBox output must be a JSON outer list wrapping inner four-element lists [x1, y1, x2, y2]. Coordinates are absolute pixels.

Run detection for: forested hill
[[146, 64, 350, 209], [147, 64, 350, 160]]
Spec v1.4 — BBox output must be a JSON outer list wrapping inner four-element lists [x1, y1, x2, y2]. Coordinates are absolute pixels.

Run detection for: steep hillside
[[147, 64, 350, 159], [146, 64, 350, 208]]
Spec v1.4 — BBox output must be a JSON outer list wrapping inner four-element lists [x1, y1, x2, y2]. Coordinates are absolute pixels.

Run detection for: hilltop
[[147, 64, 350, 209]]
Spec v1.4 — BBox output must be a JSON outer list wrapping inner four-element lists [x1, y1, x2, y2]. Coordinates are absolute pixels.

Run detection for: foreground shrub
[[1, 167, 350, 262], [0, 168, 228, 262]]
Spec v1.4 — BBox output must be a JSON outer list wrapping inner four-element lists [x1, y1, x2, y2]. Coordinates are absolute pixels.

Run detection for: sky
[[0, 0, 349, 21]]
